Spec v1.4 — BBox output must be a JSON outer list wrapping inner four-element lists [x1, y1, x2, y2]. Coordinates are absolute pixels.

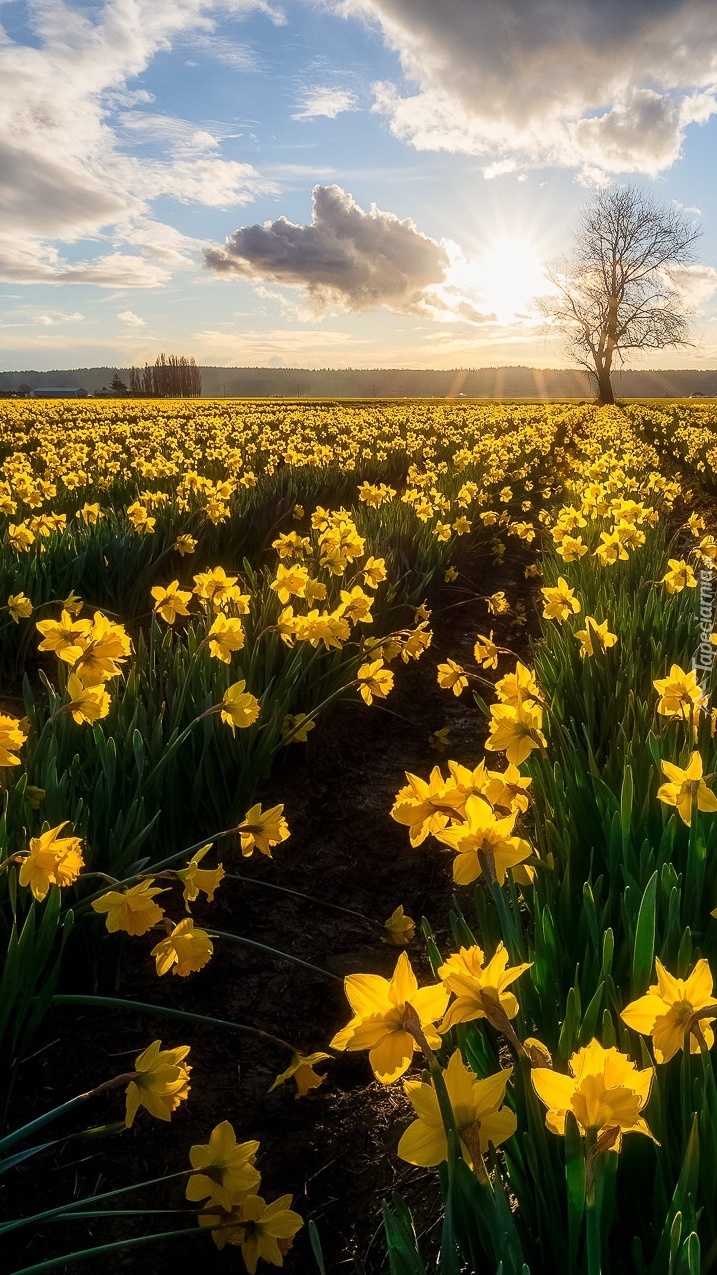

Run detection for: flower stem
[[48, 993, 299, 1052], [9, 1226, 207, 1272], [206, 928, 342, 981]]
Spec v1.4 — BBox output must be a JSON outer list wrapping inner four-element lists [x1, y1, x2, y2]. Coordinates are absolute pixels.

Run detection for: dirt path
[[4, 547, 538, 1274]]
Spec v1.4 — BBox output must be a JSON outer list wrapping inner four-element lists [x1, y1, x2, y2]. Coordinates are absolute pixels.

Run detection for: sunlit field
[[3, 397, 717, 1274]]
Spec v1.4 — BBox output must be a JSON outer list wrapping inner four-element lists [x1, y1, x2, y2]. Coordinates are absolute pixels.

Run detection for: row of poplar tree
[[127, 354, 202, 397]]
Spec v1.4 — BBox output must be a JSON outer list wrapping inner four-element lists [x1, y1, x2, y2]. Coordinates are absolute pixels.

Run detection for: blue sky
[[1, 0, 717, 371]]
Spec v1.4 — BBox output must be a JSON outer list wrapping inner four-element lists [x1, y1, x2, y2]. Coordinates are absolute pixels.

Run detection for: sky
[[2, 0, 717, 372]]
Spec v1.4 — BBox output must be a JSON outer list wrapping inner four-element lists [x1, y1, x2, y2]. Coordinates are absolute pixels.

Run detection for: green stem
[[0, 1095, 88, 1155], [226, 873, 378, 926], [584, 1131, 602, 1275], [585, 1198, 602, 1275], [44, 1209, 192, 1220], [207, 928, 341, 981], [9, 1226, 207, 1272], [0, 1169, 192, 1236], [48, 994, 298, 1053]]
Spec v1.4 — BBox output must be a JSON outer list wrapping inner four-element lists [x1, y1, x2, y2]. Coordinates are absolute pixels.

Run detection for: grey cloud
[[335, 0, 717, 176], [204, 184, 450, 311], [0, 0, 276, 285]]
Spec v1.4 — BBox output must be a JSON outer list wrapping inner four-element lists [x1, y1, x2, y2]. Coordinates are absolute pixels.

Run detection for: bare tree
[[127, 355, 202, 397], [541, 185, 701, 405]]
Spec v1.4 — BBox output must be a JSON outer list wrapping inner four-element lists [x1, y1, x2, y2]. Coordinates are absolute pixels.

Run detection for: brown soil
[[2, 547, 538, 1275]]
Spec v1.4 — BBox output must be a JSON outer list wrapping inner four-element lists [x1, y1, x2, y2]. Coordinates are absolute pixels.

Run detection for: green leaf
[[632, 871, 658, 996]]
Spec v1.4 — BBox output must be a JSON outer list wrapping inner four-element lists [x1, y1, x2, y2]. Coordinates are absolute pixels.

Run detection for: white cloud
[[666, 263, 717, 309], [204, 183, 451, 314], [332, 0, 717, 179], [118, 310, 147, 327], [0, 0, 276, 286], [190, 33, 259, 71], [35, 310, 84, 325], [673, 199, 703, 217], [292, 86, 359, 120]]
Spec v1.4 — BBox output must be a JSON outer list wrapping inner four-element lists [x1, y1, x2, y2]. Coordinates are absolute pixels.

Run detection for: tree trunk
[[595, 364, 614, 405]]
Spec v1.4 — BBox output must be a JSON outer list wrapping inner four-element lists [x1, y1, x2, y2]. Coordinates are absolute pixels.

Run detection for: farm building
[[31, 387, 87, 398]]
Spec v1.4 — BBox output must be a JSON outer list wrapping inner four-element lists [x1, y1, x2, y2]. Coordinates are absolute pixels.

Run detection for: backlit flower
[[125, 1039, 191, 1127], [621, 959, 715, 1062], [238, 803, 290, 858], [398, 1049, 515, 1169], [18, 822, 84, 901], [657, 752, 717, 825], [151, 917, 213, 977], [331, 951, 449, 1084], [532, 1039, 654, 1149], [434, 795, 532, 886], [438, 943, 531, 1032], [92, 878, 167, 936], [186, 1120, 260, 1208]]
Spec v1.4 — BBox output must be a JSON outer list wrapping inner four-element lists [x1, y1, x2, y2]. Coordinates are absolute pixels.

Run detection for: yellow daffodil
[[151, 580, 192, 624], [207, 613, 245, 662], [621, 959, 716, 1061], [657, 752, 717, 824], [66, 672, 111, 724], [428, 727, 451, 753], [357, 659, 394, 705], [176, 845, 225, 905], [435, 795, 532, 886], [532, 1039, 654, 1149], [330, 951, 449, 1084], [36, 610, 91, 663], [151, 917, 213, 977], [382, 905, 416, 947], [556, 534, 588, 562], [125, 1039, 191, 1127], [495, 661, 540, 709], [199, 1193, 303, 1267], [92, 878, 167, 935], [174, 534, 197, 556], [391, 767, 464, 846], [269, 1052, 331, 1098], [270, 563, 310, 604], [474, 632, 499, 669], [438, 943, 531, 1032], [653, 665, 705, 719], [186, 1120, 260, 1208], [398, 1049, 515, 1169], [437, 659, 468, 696], [281, 712, 315, 743], [219, 681, 261, 732], [595, 529, 629, 566], [7, 593, 32, 622], [485, 701, 546, 765], [541, 577, 581, 621], [574, 617, 618, 658], [661, 559, 698, 594], [0, 713, 28, 769], [18, 823, 84, 901], [487, 591, 509, 615], [238, 803, 290, 857]]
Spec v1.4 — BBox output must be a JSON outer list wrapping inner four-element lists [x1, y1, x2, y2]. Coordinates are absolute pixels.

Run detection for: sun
[[453, 235, 548, 325]]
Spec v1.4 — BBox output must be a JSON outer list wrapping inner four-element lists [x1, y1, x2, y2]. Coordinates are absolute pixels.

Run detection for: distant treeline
[[1, 364, 716, 399], [127, 354, 202, 397]]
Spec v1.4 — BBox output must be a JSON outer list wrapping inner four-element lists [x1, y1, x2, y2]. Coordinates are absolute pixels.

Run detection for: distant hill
[[1, 365, 716, 399]]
